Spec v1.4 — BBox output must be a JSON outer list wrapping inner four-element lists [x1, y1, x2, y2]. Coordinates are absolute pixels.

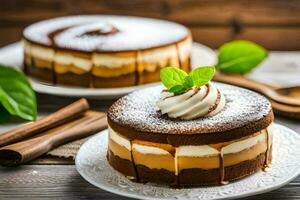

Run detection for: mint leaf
[[160, 66, 216, 94], [0, 65, 37, 122], [217, 40, 267, 74], [183, 76, 193, 89], [189, 66, 215, 86], [160, 67, 188, 90], [169, 85, 187, 94]]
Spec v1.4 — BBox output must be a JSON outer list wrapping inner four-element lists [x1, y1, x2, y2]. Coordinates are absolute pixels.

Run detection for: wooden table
[[1, 50, 300, 199]]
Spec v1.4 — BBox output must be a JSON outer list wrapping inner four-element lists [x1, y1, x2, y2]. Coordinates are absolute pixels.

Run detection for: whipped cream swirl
[[157, 82, 226, 120]]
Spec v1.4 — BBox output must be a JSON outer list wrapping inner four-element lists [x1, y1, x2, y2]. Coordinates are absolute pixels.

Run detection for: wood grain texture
[[0, 165, 299, 200], [0, 0, 299, 49]]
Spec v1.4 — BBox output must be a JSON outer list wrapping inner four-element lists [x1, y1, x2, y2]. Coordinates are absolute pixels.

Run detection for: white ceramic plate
[[0, 42, 216, 99], [76, 124, 300, 200]]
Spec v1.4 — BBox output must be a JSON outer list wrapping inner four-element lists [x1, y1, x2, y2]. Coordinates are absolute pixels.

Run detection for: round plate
[[75, 124, 300, 200], [0, 42, 216, 99]]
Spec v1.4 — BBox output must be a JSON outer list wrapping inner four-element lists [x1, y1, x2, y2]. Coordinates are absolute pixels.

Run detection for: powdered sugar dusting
[[23, 15, 188, 52], [108, 83, 272, 135]]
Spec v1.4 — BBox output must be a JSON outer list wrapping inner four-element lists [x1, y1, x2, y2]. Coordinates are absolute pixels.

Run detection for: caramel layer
[[108, 138, 131, 161], [178, 156, 219, 171], [91, 63, 136, 77], [178, 141, 267, 171], [55, 64, 87, 74], [224, 140, 267, 166], [33, 57, 52, 69], [132, 151, 175, 172]]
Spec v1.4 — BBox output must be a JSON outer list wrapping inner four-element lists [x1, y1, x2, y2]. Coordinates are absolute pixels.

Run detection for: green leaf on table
[[160, 66, 215, 94], [217, 40, 268, 74], [0, 65, 37, 122]]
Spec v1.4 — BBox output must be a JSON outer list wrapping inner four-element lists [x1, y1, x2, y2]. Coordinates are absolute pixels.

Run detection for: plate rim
[[75, 123, 300, 200]]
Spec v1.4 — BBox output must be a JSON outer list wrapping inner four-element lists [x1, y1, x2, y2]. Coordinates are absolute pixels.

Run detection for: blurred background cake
[[22, 15, 192, 88]]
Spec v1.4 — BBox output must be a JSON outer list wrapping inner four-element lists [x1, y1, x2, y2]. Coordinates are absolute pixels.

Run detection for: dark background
[[0, 0, 300, 50]]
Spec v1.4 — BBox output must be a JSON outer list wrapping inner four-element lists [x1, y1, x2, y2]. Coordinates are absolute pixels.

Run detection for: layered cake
[[107, 67, 274, 187], [22, 15, 192, 88]]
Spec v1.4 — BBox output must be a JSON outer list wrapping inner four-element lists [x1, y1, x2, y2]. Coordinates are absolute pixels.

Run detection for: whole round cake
[[22, 15, 192, 88], [107, 70, 274, 187]]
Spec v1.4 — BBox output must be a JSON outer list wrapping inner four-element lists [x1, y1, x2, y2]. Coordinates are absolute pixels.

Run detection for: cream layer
[[108, 126, 271, 157], [92, 54, 135, 68], [54, 52, 93, 71], [132, 143, 170, 155], [109, 127, 131, 150], [137, 45, 177, 63], [28, 43, 55, 61], [177, 36, 192, 61]]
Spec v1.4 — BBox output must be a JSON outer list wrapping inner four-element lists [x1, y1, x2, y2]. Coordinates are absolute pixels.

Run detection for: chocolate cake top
[[23, 15, 189, 53], [108, 83, 274, 145]]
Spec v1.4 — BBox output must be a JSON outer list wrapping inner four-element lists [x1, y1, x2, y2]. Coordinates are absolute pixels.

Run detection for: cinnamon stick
[[0, 111, 107, 166], [0, 98, 89, 147]]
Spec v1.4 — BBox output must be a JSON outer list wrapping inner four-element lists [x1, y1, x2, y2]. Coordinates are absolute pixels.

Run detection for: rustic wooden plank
[[0, 0, 299, 26], [190, 26, 300, 50], [166, 0, 300, 26], [0, 165, 299, 200], [234, 27, 300, 50], [190, 27, 233, 48], [0, 0, 299, 49], [0, 26, 23, 47]]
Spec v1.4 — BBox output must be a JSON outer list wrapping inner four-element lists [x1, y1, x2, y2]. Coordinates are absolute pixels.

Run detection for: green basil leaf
[[0, 64, 31, 86], [217, 40, 268, 74], [0, 66, 37, 121], [189, 66, 215, 86], [160, 67, 188, 90]]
